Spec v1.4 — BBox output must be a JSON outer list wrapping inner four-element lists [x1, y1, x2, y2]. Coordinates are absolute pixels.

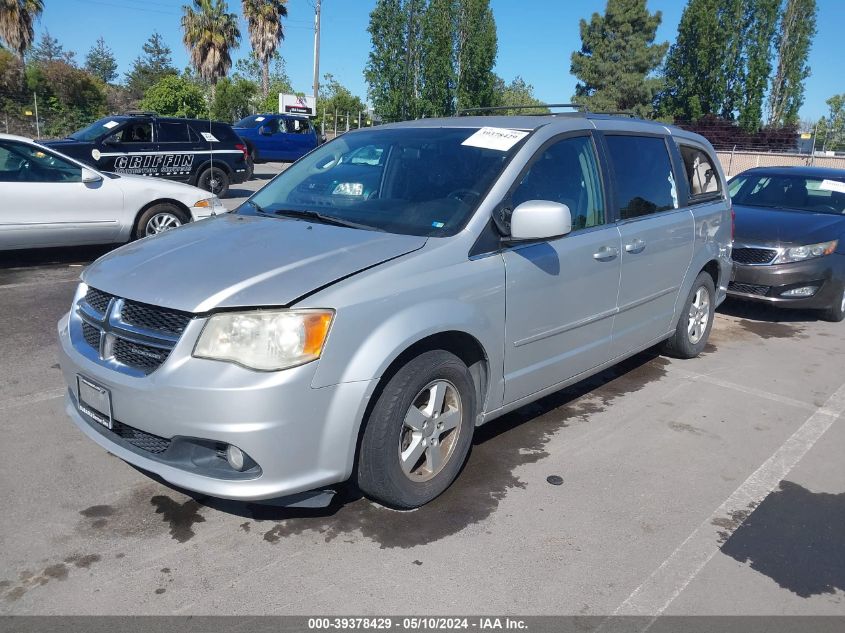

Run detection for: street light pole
[[312, 0, 321, 101]]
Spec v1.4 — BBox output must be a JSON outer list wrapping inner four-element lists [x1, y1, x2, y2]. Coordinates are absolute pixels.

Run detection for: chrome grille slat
[[75, 287, 193, 375]]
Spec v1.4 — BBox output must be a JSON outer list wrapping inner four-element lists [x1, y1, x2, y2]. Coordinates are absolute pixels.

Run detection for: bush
[[140, 75, 207, 118]]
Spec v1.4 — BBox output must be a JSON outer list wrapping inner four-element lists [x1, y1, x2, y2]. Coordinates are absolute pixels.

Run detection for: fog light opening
[[225, 444, 246, 471], [781, 286, 818, 298]]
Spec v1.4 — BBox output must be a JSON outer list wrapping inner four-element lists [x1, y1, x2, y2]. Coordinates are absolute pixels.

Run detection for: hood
[[82, 214, 427, 313], [733, 204, 845, 247]]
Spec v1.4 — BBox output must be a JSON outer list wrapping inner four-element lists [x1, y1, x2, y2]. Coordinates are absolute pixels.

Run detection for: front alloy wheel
[[399, 380, 463, 481], [145, 212, 183, 236]]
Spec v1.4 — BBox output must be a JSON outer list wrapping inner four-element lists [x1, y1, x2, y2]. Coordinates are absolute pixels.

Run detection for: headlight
[[193, 197, 226, 214], [193, 309, 334, 371], [772, 240, 837, 264], [332, 182, 364, 196]]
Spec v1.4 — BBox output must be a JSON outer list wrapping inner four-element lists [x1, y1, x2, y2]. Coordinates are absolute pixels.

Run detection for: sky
[[34, 0, 845, 121]]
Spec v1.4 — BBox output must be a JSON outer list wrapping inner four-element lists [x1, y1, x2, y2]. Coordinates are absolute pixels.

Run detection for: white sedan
[[0, 133, 229, 250]]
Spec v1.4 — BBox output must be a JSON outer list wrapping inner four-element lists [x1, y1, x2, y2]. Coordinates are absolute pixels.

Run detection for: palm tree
[[0, 0, 44, 61], [181, 0, 241, 98], [242, 0, 288, 98]]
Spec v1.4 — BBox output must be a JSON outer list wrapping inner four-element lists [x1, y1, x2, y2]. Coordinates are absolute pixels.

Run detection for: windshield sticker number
[[102, 121, 119, 130], [462, 127, 528, 152], [201, 132, 219, 143], [819, 179, 845, 194]]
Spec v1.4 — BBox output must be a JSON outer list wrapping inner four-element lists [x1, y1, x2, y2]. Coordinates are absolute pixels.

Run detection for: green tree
[[139, 74, 207, 118], [0, 0, 43, 61], [234, 51, 292, 111], [492, 75, 548, 114], [209, 76, 257, 121], [125, 32, 178, 97], [816, 94, 845, 152], [738, 0, 779, 131], [29, 30, 75, 64], [455, 0, 497, 111], [27, 59, 107, 136], [570, 0, 668, 117], [317, 73, 366, 131], [419, 0, 455, 117], [365, 0, 407, 122], [85, 37, 118, 84], [241, 0, 287, 99], [767, 0, 817, 126], [181, 0, 241, 98]]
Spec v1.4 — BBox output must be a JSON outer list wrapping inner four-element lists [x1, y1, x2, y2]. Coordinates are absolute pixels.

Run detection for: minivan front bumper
[[57, 311, 374, 502]]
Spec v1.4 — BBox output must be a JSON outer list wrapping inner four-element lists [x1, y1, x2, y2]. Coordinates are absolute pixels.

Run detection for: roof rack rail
[[123, 110, 158, 117], [456, 103, 586, 116], [590, 110, 639, 118]]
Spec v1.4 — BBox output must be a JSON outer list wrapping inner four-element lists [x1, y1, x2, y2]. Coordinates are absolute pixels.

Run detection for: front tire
[[134, 203, 190, 240], [820, 283, 845, 322], [356, 350, 476, 509], [662, 271, 716, 359], [197, 166, 230, 198]]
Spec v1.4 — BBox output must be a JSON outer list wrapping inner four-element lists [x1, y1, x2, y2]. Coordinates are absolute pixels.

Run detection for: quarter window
[[680, 145, 721, 198], [158, 121, 193, 143], [605, 135, 678, 220], [511, 136, 605, 230]]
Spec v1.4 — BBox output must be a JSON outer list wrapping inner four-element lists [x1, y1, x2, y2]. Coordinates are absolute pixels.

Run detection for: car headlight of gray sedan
[[193, 309, 334, 370], [772, 240, 838, 264]]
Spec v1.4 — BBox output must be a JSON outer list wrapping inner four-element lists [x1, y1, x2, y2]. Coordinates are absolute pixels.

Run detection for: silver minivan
[[58, 114, 732, 508]]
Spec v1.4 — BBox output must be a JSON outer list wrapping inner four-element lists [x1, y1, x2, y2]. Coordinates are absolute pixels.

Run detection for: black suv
[[44, 113, 250, 197]]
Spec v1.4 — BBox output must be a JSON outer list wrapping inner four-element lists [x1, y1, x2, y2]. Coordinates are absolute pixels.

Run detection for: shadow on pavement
[[717, 297, 822, 323], [0, 245, 114, 270]]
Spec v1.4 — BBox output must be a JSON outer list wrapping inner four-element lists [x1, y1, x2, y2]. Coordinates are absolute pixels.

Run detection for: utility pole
[[33, 92, 40, 139], [312, 0, 321, 101]]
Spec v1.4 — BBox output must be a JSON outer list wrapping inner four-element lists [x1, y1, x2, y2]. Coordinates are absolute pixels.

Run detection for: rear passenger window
[[680, 145, 721, 199], [158, 121, 192, 143], [605, 135, 678, 220], [511, 135, 605, 230]]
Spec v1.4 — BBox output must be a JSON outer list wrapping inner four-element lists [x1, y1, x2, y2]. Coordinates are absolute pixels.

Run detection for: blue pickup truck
[[233, 114, 319, 164]]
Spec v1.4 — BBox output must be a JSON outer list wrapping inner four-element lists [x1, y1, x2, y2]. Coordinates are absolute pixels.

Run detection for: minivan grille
[[75, 288, 193, 375], [111, 420, 171, 454], [732, 247, 777, 265]]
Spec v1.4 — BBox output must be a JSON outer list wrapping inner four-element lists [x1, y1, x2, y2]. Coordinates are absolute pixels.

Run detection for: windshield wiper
[[272, 208, 383, 232]]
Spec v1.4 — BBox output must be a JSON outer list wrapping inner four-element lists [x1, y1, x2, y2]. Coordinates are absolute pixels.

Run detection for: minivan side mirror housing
[[509, 200, 572, 241], [81, 167, 103, 184]]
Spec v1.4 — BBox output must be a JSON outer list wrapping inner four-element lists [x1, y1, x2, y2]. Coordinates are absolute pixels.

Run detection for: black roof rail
[[123, 110, 158, 117], [456, 103, 586, 116], [589, 110, 640, 118]]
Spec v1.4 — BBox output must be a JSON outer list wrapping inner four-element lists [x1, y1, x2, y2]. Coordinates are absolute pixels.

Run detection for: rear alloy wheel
[[356, 350, 476, 509], [821, 284, 845, 322], [134, 203, 190, 240], [197, 166, 230, 198], [662, 271, 716, 359]]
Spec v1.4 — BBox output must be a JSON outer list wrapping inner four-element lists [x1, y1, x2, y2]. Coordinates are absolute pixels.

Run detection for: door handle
[[593, 246, 619, 261], [624, 238, 647, 254]]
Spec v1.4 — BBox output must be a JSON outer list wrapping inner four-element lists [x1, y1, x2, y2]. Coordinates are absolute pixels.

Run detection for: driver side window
[[105, 121, 153, 144], [0, 141, 81, 183], [511, 135, 606, 231]]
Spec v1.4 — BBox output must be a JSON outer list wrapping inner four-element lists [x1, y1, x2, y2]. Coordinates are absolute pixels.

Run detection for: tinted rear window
[[158, 121, 196, 143], [605, 135, 678, 219]]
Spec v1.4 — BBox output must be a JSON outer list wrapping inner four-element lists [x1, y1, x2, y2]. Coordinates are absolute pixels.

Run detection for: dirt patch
[[737, 319, 805, 340], [2, 555, 101, 602]]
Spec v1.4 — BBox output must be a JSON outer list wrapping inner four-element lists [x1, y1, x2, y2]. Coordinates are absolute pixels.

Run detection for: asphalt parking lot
[[1, 167, 843, 616]]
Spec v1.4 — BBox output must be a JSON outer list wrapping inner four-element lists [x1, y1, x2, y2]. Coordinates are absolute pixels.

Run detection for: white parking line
[[611, 380, 845, 621], [0, 388, 65, 411]]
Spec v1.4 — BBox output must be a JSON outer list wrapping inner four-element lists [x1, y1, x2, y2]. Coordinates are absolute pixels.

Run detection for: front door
[[601, 134, 694, 357], [0, 140, 122, 249], [97, 119, 158, 176], [503, 134, 621, 404]]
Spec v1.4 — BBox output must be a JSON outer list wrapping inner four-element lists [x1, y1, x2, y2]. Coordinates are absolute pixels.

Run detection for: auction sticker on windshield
[[462, 127, 528, 151]]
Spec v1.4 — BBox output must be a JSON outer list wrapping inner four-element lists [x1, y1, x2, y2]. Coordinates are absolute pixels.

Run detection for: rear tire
[[197, 166, 230, 198], [356, 350, 476, 509], [662, 271, 716, 359], [820, 283, 845, 322], [134, 203, 189, 240]]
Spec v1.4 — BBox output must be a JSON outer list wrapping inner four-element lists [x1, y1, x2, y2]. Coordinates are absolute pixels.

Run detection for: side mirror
[[259, 125, 272, 136], [509, 200, 572, 241], [81, 168, 103, 184]]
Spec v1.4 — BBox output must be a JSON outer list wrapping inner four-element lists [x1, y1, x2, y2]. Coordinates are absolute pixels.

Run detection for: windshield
[[730, 173, 845, 215], [234, 114, 269, 128], [68, 118, 126, 141], [244, 126, 527, 236]]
